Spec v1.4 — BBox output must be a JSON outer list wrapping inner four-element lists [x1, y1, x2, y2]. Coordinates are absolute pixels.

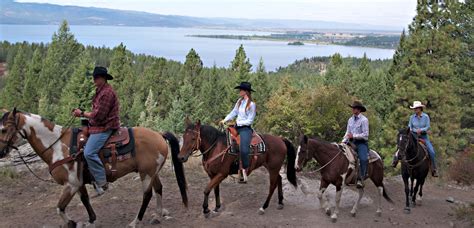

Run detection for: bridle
[[186, 127, 218, 158], [399, 132, 427, 170], [299, 139, 342, 172], [0, 113, 26, 152]]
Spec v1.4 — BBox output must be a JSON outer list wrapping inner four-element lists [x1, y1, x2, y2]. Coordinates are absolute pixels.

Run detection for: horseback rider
[[342, 101, 369, 188], [72, 66, 120, 195], [219, 82, 256, 184], [392, 101, 438, 177]]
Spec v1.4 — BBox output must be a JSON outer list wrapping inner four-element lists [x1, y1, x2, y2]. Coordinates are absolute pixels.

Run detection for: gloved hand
[[219, 120, 226, 126]]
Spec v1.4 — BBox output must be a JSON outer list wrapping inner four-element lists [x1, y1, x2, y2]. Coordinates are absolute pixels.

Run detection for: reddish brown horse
[[0, 109, 187, 227], [178, 120, 297, 217], [295, 135, 393, 222]]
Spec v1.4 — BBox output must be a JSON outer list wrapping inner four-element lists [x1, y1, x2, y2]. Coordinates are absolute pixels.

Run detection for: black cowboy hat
[[91, 66, 113, 80], [349, 100, 367, 112], [234, 81, 255, 92]]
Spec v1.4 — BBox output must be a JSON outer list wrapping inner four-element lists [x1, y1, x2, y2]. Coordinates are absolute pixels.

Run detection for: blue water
[[0, 25, 395, 71]]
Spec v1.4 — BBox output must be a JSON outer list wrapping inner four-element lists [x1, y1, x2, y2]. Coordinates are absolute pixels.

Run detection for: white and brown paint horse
[[0, 108, 187, 227], [295, 135, 393, 222]]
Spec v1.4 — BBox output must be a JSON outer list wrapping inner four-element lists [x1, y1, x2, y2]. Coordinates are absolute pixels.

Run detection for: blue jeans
[[237, 126, 252, 169], [84, 130, 113, 186], [354, 140, 368, 179], [413, 133, 437, 169]]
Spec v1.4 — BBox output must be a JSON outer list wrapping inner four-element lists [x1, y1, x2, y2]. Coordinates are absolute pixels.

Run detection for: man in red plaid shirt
[[73, 66, 120, 196]]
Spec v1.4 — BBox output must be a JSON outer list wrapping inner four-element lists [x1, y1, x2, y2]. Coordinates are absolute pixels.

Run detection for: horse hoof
[[149, 218, 160, 225], [325, 208, 331, 216], [84, 222, 95, 228], [404, 208, 411, 214], [376, 211, 382, 217], [67, 220, 77, 228], [162, 208, 170, 216], [350, 211, 356, 217], [331, 216, 337, 223], [277, 204, 284, 210], [204, 212, 211, 219], [258, 208, 265, 215]]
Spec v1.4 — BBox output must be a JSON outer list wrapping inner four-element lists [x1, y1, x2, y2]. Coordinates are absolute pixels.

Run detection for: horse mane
[[185, 123, 227, 145], [1, 112, 9, 123], [308, 136, 337, 147]]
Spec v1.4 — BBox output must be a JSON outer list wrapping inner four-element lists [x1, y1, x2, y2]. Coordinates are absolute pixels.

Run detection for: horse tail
[[283, 138, 297, 187], [382, 183, 394, 204], [163, 132, 188, 207]]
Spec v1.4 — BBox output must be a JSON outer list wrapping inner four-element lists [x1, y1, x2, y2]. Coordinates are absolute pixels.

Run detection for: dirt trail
[[1, 153, 472, 228]]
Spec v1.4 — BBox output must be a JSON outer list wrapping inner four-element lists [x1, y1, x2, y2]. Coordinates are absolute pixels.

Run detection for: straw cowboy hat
[[410, 101, 425, 109]]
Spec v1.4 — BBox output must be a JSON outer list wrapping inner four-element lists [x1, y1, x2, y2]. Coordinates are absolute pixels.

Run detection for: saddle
[[226, 126, 266, 173], [72, 127, 136, 182], [336, 143, 381, 186]]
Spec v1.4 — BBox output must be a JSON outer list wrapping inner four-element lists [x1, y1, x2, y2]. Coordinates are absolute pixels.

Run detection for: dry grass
[[449, 146, 474, 185], [0, 167, 19, 180], [454, 203, 474, 226]]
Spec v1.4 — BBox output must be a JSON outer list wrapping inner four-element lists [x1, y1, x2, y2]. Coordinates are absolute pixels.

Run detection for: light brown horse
[[0, 108, 187, 227], [178, 120, 297, 217], [295, 135, 393, 222]]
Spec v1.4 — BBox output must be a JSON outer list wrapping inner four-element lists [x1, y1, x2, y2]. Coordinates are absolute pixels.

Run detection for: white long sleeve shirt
[[223, 98, 256, 126], [342, 114, 369, 143]]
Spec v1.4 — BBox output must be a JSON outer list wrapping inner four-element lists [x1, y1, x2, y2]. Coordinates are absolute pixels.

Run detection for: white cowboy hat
[[410, 101, 425, 109]]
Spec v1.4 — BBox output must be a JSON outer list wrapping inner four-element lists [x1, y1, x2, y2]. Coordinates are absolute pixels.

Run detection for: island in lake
[[288, 41, 304, 45], [189, 31, 400, 49]]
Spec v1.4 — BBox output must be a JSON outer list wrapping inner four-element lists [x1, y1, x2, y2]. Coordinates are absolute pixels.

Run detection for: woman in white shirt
[[220, 82, 257, 183]]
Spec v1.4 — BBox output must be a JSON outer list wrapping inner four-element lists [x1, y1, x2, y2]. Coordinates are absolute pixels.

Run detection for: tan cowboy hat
[[410, 101, 425, 109]]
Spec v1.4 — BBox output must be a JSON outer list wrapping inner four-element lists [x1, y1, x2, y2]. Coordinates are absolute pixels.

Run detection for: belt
[[236, 125, 251, 129]]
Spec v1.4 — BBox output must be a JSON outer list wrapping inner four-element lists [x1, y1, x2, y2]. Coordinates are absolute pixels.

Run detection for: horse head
[[178, 118, 201, 163], [295, 134, 311, 172], [397, 128, 413, 160], [0, 108, 24, 158]]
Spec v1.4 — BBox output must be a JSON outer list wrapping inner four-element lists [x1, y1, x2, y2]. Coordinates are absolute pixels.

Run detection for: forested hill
[[1, 0, 398, 31], [0, 1, 472, 182]]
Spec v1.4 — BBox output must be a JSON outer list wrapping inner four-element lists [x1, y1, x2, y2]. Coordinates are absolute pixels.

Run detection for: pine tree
[[252, 57, 271, 115], [184, 48, 203, 80], [1, 45, 28, 109], [56, 51, 95, 125], [382, 0, 463, 164], [38, 20, 83, 120], [138, 89, 158, 128], [109, 43, 135, 125], [231, 44, 252, 82], [22, 48, 43, 113]]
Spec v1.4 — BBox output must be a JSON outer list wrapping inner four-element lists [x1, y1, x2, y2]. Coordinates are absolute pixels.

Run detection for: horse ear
[[184, 116, 192, 127], [12, 107, 17, 116], [196, 120, 201, 128], [303, 135, 308, 144]]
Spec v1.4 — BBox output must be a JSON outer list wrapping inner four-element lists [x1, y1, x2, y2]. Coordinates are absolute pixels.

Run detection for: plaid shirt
[[89, 83, 120, 134]]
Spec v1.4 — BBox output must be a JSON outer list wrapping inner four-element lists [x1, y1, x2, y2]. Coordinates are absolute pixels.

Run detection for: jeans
[[237, 126, 253, 169], [84, 130, 113, 186], [354, 140, 369, 179], [413, 133, 437, 169]]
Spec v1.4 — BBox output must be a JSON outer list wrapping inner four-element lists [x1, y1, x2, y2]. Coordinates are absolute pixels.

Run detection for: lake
[[0, 25, 395, 71]]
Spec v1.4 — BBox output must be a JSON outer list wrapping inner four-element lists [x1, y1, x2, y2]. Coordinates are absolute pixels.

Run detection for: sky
[[16, 0, 418, 28]]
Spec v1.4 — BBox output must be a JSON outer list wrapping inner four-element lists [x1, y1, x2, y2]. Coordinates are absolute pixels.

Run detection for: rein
[[313, 150, 342, 173]]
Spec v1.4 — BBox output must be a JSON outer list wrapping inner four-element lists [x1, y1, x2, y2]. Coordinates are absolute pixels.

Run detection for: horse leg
[[128, 174, 154, 227], [409, 178, 415, 207], [78, 185, 96, 226], [417, 179, 425, 206], [150, 176, 170, 225], [331, 184, 342, 222], [318, 180, 330, 216], [277, 174, 284, 210], [350, 187, 364, 217], [369, 163, 383, 217], [412, 179, 421, 207], [403, 175, 410, 214], [258, 170, 279, 215], [57, 185, 79, 228], [203, 174, 226, 217], [213, 184, 221, 212]]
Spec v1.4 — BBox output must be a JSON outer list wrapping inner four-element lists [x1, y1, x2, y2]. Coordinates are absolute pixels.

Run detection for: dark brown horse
[[295, 135, 393, 222], [0, 109, 187, 227], [397, 128, 429, 214], [178, 120, 297, 217]]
